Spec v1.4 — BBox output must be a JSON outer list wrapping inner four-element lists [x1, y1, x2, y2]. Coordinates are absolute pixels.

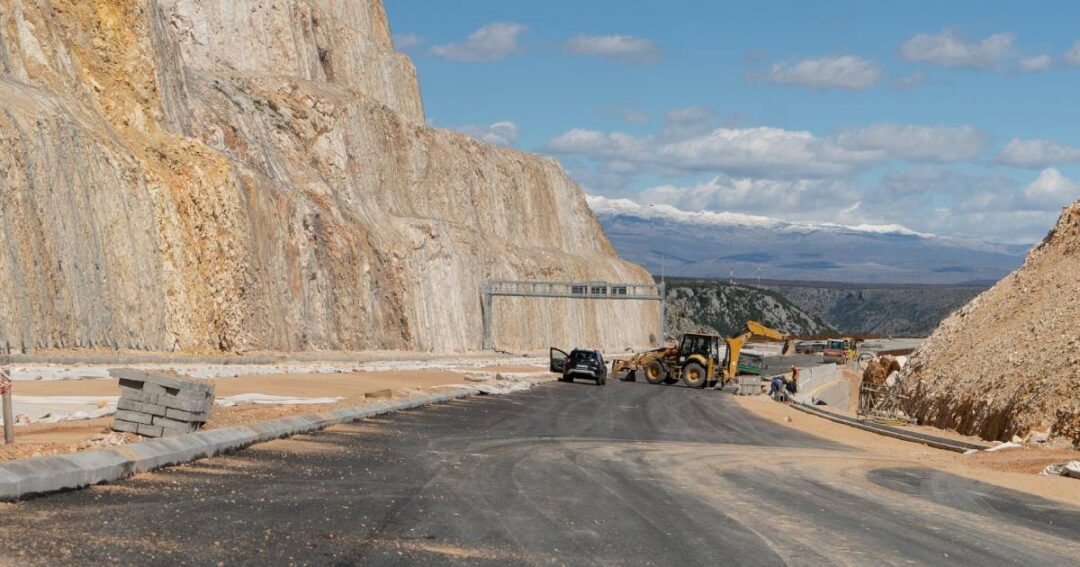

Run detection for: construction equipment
[[822, 337, 861, 364], [613, 321, 787, 389]]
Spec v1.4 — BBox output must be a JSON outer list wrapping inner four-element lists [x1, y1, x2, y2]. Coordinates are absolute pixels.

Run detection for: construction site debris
[[1040, 461, 1080, 479], [984, 441, 1023, 453], [112, 370, 214, 438]]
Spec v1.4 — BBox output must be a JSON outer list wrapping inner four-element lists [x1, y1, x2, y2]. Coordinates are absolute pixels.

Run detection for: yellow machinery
[[823, 337, 861, 364], [613, 321, 787, 389]]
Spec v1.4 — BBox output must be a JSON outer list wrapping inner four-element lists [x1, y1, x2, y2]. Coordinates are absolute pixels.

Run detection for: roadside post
[[0, 360, 12, 444]]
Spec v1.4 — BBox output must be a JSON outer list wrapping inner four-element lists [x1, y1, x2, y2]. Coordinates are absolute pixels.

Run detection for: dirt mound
[[863, 355, 902, 387], [901, 201, 1080, 447]]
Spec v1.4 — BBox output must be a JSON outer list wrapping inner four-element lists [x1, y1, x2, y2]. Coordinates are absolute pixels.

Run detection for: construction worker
[[769, 366, 800, 401]]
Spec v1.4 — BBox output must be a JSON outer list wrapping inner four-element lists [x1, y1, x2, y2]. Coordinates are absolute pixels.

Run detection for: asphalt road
[[1, 381, 1078, 566]]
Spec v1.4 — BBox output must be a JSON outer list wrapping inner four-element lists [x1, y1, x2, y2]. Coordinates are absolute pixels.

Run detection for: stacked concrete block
[[111, 370, 215, 438], [737, 375, 763, 396]]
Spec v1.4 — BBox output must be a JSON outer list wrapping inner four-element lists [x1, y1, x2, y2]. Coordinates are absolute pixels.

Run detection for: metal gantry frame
[[481, 279, 666, 350]]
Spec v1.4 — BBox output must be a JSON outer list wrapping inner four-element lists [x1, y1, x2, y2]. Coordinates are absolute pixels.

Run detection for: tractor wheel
[[644, 360, 668, 385], [682, 362, 708, 389]]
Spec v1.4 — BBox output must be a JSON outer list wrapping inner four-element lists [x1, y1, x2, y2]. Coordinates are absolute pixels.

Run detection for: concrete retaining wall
[[793, 363, 850, 408]]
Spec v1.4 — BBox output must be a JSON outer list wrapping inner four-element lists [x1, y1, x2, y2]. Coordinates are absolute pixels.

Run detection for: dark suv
[[550, 348, 608, 385]]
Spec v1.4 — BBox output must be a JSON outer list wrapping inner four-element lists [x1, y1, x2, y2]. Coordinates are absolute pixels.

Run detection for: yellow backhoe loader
[[613, 321, 787, 389]]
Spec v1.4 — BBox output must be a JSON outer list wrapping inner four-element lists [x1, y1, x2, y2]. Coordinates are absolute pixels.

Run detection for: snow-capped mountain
[[588, 196, 1028, 284]]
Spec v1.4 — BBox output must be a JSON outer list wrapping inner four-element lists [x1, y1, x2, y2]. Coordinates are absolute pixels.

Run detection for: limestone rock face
[[901, 200, 1080, 446], [0, 0, 657, 354]]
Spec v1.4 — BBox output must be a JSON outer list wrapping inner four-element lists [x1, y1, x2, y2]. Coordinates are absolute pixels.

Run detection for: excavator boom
[[722, 320, 786, 384]]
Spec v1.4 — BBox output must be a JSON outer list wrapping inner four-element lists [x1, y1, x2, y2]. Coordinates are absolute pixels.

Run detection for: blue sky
[[384, 0, 1080, 243]]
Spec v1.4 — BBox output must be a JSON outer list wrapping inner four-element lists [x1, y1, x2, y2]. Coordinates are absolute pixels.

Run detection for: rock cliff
[[901, 200, 1080, 446], [0, 0, 657, 354]]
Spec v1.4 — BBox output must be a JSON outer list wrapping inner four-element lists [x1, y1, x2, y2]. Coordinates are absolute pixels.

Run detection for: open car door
[[550, 348, 569, 373]]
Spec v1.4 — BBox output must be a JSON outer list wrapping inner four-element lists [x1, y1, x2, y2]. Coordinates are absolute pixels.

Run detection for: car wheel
[[682, 362, 708, 389], [644, 360, 667, 385]]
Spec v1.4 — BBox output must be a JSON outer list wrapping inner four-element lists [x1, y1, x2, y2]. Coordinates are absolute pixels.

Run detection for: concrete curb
[[791, 402, 991, 453], [0, 382, 549, 501], [2, 350, 527, 366]]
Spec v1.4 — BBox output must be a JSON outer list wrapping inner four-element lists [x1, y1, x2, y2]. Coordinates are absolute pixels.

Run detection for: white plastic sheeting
[[1041, 461, 1080, 479], [214, 394, 344, 407], [3, 396, 118, 425]]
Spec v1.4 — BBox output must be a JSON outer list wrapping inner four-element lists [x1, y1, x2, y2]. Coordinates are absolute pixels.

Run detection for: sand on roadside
[[733, 394, 1080, 507], [0, 365, 549, 462]]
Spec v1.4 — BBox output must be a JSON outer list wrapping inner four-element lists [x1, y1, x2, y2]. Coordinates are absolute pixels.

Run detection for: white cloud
[[766, 55, 883, 90], [656, 127, 880, 177], [638, 176, 858, 216], [430, 22, 527, 63], [1065, 41, 1080, 66], [659, 106, 716, 142], [995, 138, 1080, 168], [892, 71, 925, 91], [862, 166, 1066, 242], [565, 35, 660, 64], [1023, 168, 1079, 206], [392, 33, 424, 50], [833, 123, 988, 163], [546, 120, 993, 180], [544, 129, 653, 162], [598, 104, 650, 124], [1019, 54, 1052, 72], [454, 121, 519, 147], [901, 29, 1014, 69]]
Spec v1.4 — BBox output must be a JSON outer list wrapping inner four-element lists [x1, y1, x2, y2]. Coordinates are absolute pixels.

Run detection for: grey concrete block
[[159, 395, 213, 413], [114, 410, 154, 425], [111, 369, 150, 383], [117, 398, 167, 417], [111, 419, 140, 434], [165, 407, 209, 422], [137, 424, 164, 437], [121, 388, 209, 413], [145, 372, 213, 394], [118, 387, 161, 404], [152, 416, 197, 432], [142, 382, 168, 395]]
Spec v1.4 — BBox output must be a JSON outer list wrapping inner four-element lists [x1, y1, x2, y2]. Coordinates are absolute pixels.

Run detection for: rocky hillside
[[901, 200, 1080, 447], [758, 281, 987, 336], [664, 280, 832, 337], [0, 0, 655, 354]]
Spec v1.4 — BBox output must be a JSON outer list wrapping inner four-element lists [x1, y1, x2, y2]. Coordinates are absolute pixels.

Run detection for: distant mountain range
[[588, 196, 1029, 284]]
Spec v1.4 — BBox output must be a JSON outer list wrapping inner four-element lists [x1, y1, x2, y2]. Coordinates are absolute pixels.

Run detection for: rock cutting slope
[[901, 201, 1080, 446], [0, 0, 656, 354]]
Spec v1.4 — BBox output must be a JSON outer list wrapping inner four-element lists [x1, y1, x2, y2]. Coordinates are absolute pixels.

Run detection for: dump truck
[[613, 321, 787, 389]]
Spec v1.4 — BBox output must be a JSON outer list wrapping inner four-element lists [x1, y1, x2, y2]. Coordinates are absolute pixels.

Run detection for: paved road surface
[[0, 381, 1077, 565]]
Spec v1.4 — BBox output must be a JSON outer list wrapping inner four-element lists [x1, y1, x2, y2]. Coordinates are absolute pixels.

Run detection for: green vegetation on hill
[[661, 277, 988, 337], [661, 279, 833, 337]]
